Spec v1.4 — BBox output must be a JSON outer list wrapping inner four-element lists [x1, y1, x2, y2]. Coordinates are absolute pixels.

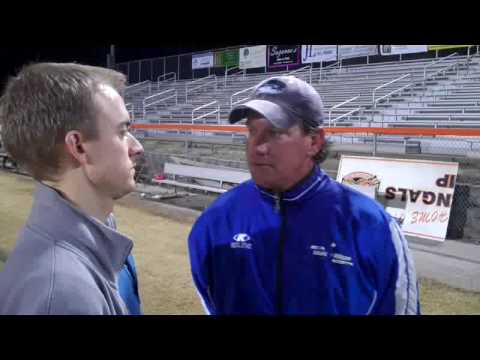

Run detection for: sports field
[[1, 172, 479, 315]]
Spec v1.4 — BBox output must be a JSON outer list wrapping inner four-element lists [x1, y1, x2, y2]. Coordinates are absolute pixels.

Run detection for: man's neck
[[48, 170, 113, 223], [271, 163, 317, 194]]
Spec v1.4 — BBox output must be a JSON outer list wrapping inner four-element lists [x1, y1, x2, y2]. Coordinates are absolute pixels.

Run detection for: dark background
[[0, 44, 231, 91]]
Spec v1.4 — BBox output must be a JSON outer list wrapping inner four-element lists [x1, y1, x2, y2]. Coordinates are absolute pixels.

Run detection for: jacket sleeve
[[188, 214, 216, 315], [374, 218, 421, 315]]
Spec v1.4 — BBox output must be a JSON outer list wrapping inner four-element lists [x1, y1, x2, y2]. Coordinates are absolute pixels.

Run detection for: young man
[[0, 63, 144, 314], [188, 76, 420, 315]]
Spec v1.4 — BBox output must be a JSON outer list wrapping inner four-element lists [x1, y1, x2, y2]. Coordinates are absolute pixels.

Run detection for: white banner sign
[[239, 45, 267, 69], [338, 45, 378, 59], [301, 45, 337, 63], [337, 155, 459, 242], [192, 52, 214, 69], [380, 45, 428, 55]]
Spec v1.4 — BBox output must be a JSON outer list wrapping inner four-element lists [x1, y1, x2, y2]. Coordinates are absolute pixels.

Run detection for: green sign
[[214, 49, 239, 67]]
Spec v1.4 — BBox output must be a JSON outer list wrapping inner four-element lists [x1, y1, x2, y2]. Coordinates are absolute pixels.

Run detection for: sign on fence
[[428, 45, 473, 51], [239, 45, 267, 69], [301, 45, 337, 63], [380, 45, 428, 55], [192, 52, 214, 69], [338, 45, 378, 59], [215, 49, 239, 67], [267, 45, 301, 68], [337, 155, 459, 241]]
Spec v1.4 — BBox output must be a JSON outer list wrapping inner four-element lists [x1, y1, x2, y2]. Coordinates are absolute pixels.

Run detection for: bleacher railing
[[156, 72, 177, 91], [288, 65, 312, 84], [224, 66, 245, 87], [125, 80, 151, 95], [319, 61, 340, 82], [143, 89, 178, 117], [186, 75, 217, 103], [192, 100, 220, 123], [157, 72, 177, 83], [230, 85, 256, 108], [423, 52, 458, 80], [328, 95, 361, 126], [126, 103, 135, 121], [372, 73, 413, 109]]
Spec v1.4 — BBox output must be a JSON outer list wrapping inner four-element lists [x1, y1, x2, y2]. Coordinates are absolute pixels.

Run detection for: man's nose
[[128, 132, 144, 158], [254, 141, 269, 155]]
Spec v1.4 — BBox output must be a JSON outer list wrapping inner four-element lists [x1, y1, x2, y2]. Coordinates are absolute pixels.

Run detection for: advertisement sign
[[239, 45, 267, 69], [428, 45, 473, 51], [267, 45, 301, 68], [301, 45, 337, 63], [337, 155, 459, 241], [380, 45, 428, 55], [338, 45, 378, 59], [215, 49, 239, 67], [192, 52, 214, 69]]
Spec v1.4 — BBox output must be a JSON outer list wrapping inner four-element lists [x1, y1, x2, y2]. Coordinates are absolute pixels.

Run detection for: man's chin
[[251, 176, 278, 192], [112, 184, 135, 200]]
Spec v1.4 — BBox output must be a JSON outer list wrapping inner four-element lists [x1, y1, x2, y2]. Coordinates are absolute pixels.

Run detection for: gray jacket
[[0, 182, 133, 315]]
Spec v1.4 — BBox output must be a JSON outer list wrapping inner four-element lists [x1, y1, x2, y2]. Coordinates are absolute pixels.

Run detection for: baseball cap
[[228, 75, 325, 130]]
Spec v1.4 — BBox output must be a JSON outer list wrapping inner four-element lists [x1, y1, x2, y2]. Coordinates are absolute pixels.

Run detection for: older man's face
[[246, 115, 322, 193]]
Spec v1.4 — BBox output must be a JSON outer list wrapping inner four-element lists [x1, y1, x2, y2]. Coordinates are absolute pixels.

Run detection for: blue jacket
[[188, 166, 420, 315]]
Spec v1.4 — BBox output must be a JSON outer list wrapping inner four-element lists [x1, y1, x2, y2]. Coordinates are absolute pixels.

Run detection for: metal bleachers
[[125, 52, 480, 131]]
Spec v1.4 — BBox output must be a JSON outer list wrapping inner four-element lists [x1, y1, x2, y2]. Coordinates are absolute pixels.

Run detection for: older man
[[188, 76, 420, 315]]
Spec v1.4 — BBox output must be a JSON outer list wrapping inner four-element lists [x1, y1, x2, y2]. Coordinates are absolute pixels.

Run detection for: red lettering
[[419, 212, 428, 223], [409, 210, 450, 224], [439, 212, 449, 223], [411, 211, 419, 224]]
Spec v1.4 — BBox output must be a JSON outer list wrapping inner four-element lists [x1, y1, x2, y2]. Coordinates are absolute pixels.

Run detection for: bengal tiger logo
[[341, 172, 380, 187]]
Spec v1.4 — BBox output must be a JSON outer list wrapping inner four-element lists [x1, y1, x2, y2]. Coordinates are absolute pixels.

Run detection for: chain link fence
[[135, 132, 480, 244]]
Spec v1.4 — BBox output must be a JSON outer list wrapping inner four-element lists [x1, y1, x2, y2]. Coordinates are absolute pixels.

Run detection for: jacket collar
[[26, 182, 133, 283], [256, 165, 328, 202]]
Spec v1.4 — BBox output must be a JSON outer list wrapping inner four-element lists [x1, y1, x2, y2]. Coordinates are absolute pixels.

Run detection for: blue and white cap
[[229, 76, 325, 129]]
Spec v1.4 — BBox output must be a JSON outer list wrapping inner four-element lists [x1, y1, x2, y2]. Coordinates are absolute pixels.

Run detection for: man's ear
[[64, 130, 88, 166], [307, 128, 325, 157]]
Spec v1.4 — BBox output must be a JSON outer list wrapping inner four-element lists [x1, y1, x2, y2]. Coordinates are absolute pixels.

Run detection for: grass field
[[1, 171, 479, 315]]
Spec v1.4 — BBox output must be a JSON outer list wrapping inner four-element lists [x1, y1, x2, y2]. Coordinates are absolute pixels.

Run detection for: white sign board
[[337, 155, 459, 242], [338, 45, 378, 59], [239, 45, 267, 69], [192, 52, 214, 69], [301, 45, 337, 63], [380, 45, 428, 55]]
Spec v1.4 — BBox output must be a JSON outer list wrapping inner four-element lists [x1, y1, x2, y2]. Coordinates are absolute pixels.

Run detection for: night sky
[[0, 44, 231, 91]]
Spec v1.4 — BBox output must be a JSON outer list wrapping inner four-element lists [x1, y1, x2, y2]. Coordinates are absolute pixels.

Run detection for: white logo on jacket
[[233, 233, 251, 242], [231, 233, 253, 249], [310, 244, 354, 267]]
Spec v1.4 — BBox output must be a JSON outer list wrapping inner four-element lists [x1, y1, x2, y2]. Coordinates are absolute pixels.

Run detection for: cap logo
[[256, 79, 286, 95]]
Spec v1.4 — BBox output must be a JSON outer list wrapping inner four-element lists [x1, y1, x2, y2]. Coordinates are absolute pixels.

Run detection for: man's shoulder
[[325, 180, 391, 226], [191, 180, 257, 229], [205, 179, 257, 212], [0, 243, 111, 314]]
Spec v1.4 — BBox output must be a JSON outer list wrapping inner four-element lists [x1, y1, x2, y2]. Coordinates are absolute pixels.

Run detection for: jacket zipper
[[276, 193, 286, 315]]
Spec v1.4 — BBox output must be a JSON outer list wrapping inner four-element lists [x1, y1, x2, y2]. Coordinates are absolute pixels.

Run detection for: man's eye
[[269, 130, 283, 138]]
